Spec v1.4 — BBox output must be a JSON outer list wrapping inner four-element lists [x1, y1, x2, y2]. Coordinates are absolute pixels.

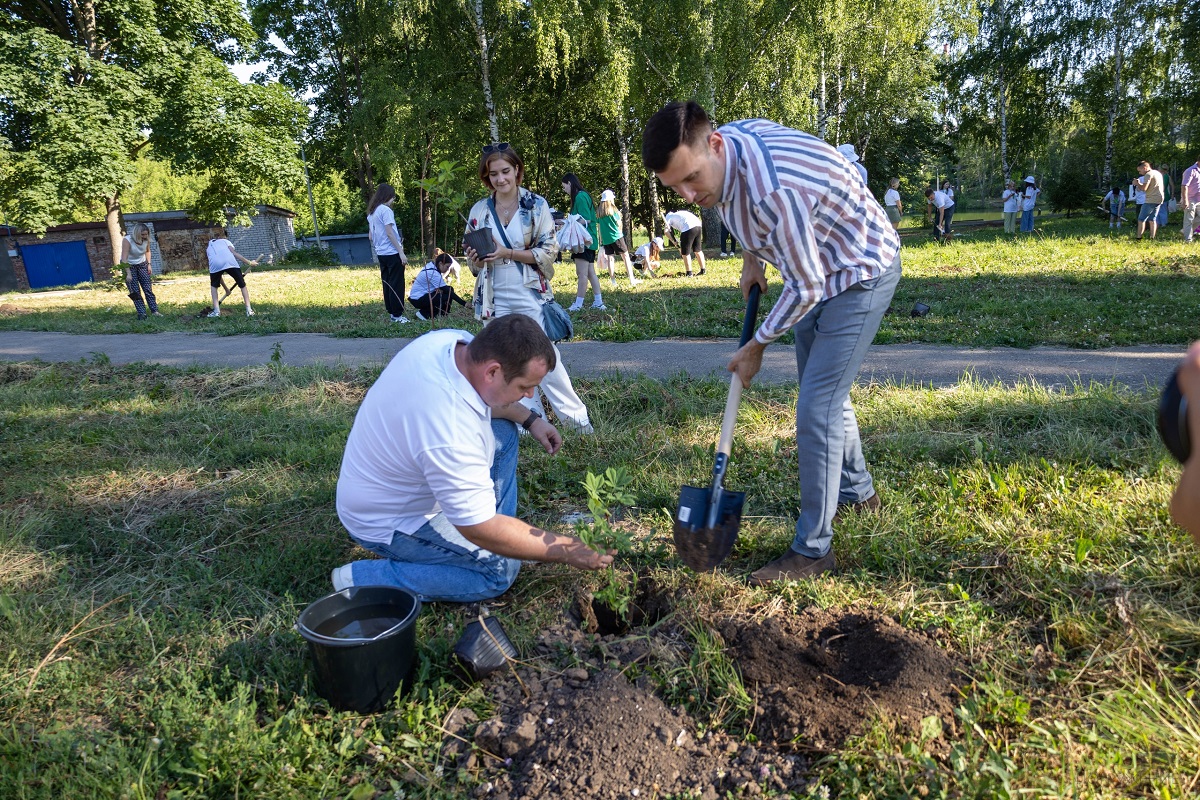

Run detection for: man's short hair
[[1139, 160, 1151, 170], [467, 315, 556, 381], [642, 101, 714, 173]]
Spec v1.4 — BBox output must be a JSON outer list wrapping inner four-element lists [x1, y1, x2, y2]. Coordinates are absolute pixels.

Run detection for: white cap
[[652, 236, 664, 247], [836, 143, 860, 163], [599, 189, 616, 202], [1024, 175, 1036, 183]]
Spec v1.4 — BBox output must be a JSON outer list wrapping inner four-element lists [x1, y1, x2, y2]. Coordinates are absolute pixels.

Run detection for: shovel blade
[[672, 485, 746, 571]]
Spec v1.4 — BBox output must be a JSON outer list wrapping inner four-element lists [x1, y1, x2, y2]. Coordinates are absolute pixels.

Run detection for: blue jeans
[[790, 258, 901, 558], [1157, 201, 1170, 227], [347, 419, 522, 602], [1020, 209, 1034, 232]]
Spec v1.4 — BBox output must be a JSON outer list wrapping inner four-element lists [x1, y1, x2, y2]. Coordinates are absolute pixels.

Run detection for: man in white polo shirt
[[924, 187, 953, 243], [333, 314, 611, 602]]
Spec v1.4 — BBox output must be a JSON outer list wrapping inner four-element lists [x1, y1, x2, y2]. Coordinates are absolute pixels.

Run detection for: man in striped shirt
[[643, 100, 901, 585]]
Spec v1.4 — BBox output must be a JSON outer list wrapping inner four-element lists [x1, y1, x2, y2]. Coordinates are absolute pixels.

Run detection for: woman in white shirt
[[367, 183, 411, 324], [119, 223, 161, 320], [1020, 177, 1040, 233], [464, 143, 593, 432], [883, 178, 903, 230], [1001, 181, 1019, 234]]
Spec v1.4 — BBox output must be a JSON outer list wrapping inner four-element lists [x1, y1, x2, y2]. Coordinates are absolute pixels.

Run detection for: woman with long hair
[[597, 189, 640, 287], [367, 183, 410, 324], [119, 222, 162, 320], [561, 173, 604, 311], [464, 143, 593, 432]]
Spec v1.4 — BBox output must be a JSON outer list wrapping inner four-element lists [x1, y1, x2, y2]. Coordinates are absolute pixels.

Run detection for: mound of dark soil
[[720, 607, 966, 750], [467, 668, 805, 800]]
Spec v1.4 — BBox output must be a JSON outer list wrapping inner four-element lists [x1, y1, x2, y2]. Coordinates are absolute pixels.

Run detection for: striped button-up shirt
[[715, 119, 900, 344]]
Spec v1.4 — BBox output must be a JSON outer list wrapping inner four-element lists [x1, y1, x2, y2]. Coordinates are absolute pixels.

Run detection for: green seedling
[[575, 467, 637, 619]]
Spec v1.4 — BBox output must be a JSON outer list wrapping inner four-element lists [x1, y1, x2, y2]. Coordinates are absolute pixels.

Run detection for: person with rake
[[643, 100, 900, 585], [205, 228, 258, 318]]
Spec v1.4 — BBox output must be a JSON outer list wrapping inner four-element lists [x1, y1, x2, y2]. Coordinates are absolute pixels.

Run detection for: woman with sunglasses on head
[[464, 143, 594, 433]]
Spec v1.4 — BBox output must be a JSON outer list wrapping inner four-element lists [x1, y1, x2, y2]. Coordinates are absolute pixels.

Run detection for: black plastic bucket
[[296, 586, 421, 713]]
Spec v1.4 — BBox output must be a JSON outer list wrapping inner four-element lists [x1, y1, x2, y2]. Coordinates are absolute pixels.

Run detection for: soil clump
[[720, 607, 966, 750]]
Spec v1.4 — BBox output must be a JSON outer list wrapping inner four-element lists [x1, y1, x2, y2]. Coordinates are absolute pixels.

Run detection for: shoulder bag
[[487, 196, 573, 343]]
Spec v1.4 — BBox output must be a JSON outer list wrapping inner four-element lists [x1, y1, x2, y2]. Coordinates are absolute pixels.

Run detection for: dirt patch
[[449, 605, 966, 798], [720, 607, 966, 750], [0, 303, 29, 316], [464, 668, 805, 800]]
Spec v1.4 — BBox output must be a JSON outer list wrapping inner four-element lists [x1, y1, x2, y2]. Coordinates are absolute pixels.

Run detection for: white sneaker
[[246, 309, 255, 317], [719, 251, 728, 257], [391, 315, 410, 324], [331, 564, 354, 591], [567, 299, 584, 312], [207, 310, 221, 318], [630, 278, 642, 286], [591, 302, 607, 311], [415, 310, 428, 321]]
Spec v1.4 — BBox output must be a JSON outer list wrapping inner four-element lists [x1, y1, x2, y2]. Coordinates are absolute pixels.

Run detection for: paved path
[[0, 330, 1184, 389]]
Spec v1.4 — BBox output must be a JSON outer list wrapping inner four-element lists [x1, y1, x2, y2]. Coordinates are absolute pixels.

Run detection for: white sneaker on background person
[[567, 299, 584, 312], [391, 314, 410, 324], [591, 301, 607, 311], [415, 310, 428, 321], [207, 309, 221, 318]]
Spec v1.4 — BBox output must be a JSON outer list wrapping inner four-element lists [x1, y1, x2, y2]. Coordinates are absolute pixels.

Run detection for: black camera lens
[[1158, 370, 1191, 464]]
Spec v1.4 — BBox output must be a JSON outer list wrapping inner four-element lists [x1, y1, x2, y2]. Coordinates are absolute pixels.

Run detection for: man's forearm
[[457, 514, 607, 568]]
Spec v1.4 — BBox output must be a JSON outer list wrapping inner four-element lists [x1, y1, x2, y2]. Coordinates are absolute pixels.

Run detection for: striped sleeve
[[756, 189, 824, 344]]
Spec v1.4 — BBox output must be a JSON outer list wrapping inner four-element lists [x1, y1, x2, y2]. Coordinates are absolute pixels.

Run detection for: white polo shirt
[[929, 191, 951, 210], [336, 330, 496, 543], [664, 210, 702, 232]]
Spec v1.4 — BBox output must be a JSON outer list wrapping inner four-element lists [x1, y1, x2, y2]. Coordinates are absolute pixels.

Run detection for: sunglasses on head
[[482, 142, 511, 155]]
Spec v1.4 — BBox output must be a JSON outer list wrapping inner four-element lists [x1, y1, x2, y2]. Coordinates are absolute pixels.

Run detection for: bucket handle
[[295, 616, 410, 645]]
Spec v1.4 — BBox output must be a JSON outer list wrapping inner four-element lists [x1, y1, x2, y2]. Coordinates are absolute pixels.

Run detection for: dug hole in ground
[[441, 579, 966, 800]]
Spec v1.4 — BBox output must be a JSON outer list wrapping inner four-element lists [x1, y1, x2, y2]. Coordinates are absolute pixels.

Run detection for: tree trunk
[[998, 74, 1010, 183], [105, 192, 124, 268], [468, 0, 501, 142], [617, 128, 631, 242], [817, 49, 828, 140], [419, 133, 433, 254], [1103, 27, 1124, 188], [648, 177, 660, 238]]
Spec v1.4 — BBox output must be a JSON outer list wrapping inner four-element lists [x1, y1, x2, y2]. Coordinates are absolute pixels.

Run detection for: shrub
[[282, 244, 338, 267]]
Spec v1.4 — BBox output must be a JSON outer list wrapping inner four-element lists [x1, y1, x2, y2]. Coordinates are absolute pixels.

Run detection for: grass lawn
[[2, 218, 1198, 348], [2, 360, 1199, 797]]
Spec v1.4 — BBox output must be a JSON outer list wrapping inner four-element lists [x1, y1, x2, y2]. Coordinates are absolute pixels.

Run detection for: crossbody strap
[[487, 196, 516, 250]]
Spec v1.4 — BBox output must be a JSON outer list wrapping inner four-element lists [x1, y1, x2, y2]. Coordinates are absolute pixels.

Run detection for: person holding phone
[[463, 143, 594, 433]]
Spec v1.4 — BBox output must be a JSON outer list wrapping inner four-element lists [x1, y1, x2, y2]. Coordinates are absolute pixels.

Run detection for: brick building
[[0, 205, 297, 291]]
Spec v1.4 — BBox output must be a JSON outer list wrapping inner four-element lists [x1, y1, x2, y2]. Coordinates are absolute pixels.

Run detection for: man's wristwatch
[[521, 409, 540, 430]]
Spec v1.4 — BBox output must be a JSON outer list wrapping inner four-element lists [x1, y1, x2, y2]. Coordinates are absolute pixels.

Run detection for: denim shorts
[[1139, 203, 1162, 222]]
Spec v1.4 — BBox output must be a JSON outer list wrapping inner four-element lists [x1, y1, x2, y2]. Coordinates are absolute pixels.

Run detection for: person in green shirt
[[561, 174, 605, 312], [597, 189, 641, 288]]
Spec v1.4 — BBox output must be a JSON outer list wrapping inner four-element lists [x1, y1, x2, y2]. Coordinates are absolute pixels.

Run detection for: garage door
[[21, 240, 94, 289]]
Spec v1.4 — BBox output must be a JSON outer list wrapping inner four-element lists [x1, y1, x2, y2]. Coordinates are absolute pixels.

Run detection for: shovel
[[673, 283, 762, 571]]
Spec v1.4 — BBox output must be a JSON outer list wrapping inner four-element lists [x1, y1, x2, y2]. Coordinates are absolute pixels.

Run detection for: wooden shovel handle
[[717, 373, 743, 458]]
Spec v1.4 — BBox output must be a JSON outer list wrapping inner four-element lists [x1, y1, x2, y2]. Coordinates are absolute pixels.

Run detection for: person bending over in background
[[332, 315, 611, 601], [205, 228, 257, 318], [643, 100, 900, 585], [1102, 185, 1127, 230], [409, 251, 466, 320], [633, 237, 663, 277], [924, 187, 951, 243], [663, 208, 707, 276]]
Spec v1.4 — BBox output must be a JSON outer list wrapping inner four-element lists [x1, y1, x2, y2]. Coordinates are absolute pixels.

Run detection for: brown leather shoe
[[833, 491, 881, 523], [749, 550, 835, 585]]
